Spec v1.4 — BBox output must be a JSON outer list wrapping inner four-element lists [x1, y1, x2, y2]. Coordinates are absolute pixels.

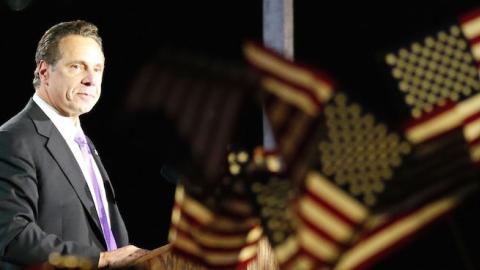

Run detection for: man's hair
[[33, 20, 103, 89]]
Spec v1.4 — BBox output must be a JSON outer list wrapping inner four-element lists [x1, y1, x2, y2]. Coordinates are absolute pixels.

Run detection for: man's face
[[40, 35, 105, 117]]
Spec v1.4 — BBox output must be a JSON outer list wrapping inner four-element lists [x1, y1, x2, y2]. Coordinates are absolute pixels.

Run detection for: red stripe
[[402, 101, 456, 131], [236, 256, 258, 270], [402, 102, 465, 144], [468, 35, 480, 46], [459, 8, 480, 26], [346, 208, 456, 270], [279, 246, 332, 269], [296, 209, 351, 248], [413, 125, 464, 144], [463, 110, 480, 124], [276, 113, 316, 166], [355, 192, 459, 243], [276, 245, 301, 268], [246, 41, 334, 109], [261, 67, 325, 110], [304, 188, 359, 227], [172, 225, 260, 252], [469, 137, 480, 146], [246, 40, 336, 88], [173, 203, 256, 235], [171, 246, 256, 270], [467, 36, 480, 56]]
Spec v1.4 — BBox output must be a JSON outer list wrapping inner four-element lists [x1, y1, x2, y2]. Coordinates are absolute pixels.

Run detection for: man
[[0, 20, 146, 269]]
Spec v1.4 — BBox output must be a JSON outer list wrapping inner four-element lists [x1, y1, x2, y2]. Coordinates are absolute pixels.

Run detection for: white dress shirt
[[33, 93, 112, 227]]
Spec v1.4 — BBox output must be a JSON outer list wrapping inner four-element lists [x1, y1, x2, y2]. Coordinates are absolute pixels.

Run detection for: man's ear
[[38, 60, 49, 85]]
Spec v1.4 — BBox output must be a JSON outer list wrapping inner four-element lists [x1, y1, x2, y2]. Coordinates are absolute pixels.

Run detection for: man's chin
[[69, 106, 95, 117]]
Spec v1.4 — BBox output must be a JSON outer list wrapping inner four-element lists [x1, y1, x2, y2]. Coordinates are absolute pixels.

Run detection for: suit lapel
[[26, 101, 104, 239]]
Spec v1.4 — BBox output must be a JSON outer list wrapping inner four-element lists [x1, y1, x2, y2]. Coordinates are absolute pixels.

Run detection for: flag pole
[[262, 0, 294, 151]]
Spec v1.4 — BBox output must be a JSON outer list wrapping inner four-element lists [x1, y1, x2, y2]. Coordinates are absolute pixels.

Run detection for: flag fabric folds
[[385, 8, 480, 165], [168, 185, 262, 269], [124, 49, 258, 185], [245, 38, 479, 270]]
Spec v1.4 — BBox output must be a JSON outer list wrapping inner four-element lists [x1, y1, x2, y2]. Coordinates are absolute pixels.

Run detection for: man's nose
[[81, 71, 96, 86]]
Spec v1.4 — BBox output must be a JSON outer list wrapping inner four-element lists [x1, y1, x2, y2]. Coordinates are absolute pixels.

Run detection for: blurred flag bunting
[[244, 41, 334, 115], [334, 183, 476, 270], [244, 41, 335, 185], [460, 8, 480, 61], [386, 8, 480, 166], [169, 185, 262, 269], [124, 49, 257, 184], [245, 40, 479, 270]]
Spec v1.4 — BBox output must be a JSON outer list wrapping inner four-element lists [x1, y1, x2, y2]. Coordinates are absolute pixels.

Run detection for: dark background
[[1, 1, 480, 269]]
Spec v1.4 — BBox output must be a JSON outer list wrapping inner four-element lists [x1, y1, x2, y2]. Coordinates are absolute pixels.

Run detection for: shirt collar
[[32, 93, 83, 142]]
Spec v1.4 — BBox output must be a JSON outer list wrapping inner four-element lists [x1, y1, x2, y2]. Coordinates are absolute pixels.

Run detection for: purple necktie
[[74, 131, 118, 251]]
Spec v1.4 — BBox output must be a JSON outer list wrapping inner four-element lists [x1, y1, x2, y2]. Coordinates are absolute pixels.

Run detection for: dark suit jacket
[[0, 100, 129, 267]]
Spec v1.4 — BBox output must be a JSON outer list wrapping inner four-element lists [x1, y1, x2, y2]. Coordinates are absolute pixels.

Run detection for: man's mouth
[[77, 92, 95, 99]]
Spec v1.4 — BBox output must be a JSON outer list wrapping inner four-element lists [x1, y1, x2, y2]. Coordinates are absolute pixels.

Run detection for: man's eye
[[70, 64, 81, 70]]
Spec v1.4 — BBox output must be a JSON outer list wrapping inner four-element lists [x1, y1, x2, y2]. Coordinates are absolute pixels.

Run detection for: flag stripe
[[306, 171, 369, 222], [170, 225, 260, 252], [298, 196, 355, 242], [405, 106, 463, 143], [333, 187, 471, 270], [460, 9, 480, 39], [173, 202, 258, 234], [286, 246, 336, 270], [471, 42, 480, 60], [277, 111, 315, 166], [178, 83, 209, 137], [298, 222, 341, 261], [274, 235, 301, 265], [174, 192, 258, 232], [263, 78, 320, 115], [304, 188, 359, 228], [208, 90, 243, 179], [406, 93, 480, 143], [170, 186, 262, 269], [244, 41, 334, 104], [296, 208, 349, 245], [172, 216, 262, 249], [463, 115, 480, 142], [170, 238, 257, 268]]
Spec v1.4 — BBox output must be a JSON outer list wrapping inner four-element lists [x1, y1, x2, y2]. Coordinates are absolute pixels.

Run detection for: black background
[[1, 1, 480, 269]]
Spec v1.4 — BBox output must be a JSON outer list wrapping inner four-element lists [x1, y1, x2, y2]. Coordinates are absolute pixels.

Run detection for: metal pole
[[262, 0, 294, 150]]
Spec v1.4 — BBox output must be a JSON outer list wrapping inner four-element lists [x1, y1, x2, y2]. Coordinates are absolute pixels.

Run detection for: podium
[[132, 237, 279, 270]]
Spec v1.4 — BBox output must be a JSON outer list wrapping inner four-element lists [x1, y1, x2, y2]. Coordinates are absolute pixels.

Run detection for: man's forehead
[[58, 35, 104, 62]]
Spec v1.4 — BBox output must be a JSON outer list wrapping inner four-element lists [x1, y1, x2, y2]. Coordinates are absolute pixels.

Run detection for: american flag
[[336, 7, 480, 269], [168, 185, 263, 269], [124, 49, 256, 185], [334, 183, 476, 270], [245, 40, 479, 270], [385, 7, 480, 165], [244, 41, 335, 185]]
